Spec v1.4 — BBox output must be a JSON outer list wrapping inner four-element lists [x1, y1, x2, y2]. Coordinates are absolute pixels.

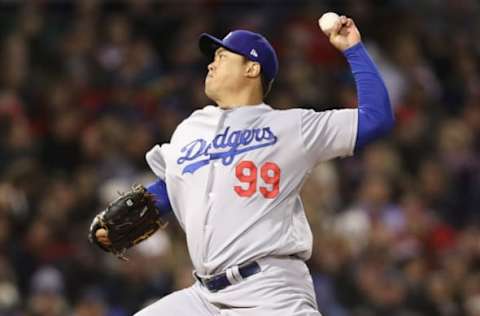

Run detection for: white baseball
[[319, 12, 340, 35]]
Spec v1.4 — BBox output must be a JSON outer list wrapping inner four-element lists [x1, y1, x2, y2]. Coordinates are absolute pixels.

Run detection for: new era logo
[[250, 49, 258, 57]]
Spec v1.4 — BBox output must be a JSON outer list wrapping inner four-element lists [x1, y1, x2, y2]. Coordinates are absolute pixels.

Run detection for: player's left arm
[[144, 144, 173, 216], [329, 15, 395, 151], [94, 146, 174, 247], [146, 179, 173, 216]]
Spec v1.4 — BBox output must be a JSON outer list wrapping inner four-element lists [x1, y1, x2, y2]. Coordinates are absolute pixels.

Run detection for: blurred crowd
[[0, 1, 479, 315]]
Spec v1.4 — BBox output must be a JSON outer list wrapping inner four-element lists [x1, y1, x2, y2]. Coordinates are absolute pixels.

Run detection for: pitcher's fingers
[[330, 19, 343, 37], [97, 235, 111, 246], [96, 228, 108, 238], [100, 239, 112, 246]]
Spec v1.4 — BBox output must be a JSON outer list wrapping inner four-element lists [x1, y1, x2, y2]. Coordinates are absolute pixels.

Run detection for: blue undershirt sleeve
[[146, 179, 173, 217], [343, 42, 395, 150]]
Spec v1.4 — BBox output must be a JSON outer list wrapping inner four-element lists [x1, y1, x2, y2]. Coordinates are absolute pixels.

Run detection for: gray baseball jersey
[[146, 103, 357, 276]]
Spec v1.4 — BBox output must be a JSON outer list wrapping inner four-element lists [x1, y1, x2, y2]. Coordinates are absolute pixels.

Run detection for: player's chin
[[204, 81, 216, 99]]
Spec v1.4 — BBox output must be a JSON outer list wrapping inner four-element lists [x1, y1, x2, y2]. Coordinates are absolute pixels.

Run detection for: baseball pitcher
[[90, 15, 394, 315]]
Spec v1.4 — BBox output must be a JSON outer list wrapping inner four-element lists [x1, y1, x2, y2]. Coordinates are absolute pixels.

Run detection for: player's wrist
[[342, 41, 364, 55]]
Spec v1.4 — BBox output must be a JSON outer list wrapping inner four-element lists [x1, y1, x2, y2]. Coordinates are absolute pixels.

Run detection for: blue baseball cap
[[199, 30, 279, 85]]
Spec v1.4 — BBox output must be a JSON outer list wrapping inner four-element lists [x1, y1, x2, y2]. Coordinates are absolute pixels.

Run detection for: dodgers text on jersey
[[177, 126, 278, 174]]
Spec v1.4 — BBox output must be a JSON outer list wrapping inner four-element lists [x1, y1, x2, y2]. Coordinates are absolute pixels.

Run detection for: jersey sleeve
[[145, 144, 168, 180], [301, 108, 358, 164]]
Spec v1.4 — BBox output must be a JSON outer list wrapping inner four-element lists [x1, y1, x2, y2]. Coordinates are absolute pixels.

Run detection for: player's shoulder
[[263, 105, 307, 121], [175, 105, 217, 125], [190, 105, 219, 117], [264, 106, 344, 129], [179, 105, 219, 125], [267, 106, 343, 120], [170, 105, 218, 139]]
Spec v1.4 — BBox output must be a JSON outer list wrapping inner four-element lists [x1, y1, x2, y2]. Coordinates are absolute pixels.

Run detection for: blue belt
[[194, 261, 261, 292]]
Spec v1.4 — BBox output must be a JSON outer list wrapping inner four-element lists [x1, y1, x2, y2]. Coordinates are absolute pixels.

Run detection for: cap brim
[[199, 33, 224, 58], [199, 33, 245, 59]]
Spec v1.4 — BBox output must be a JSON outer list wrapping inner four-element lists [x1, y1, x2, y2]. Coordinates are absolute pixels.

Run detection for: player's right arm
[[300, 15, 394, 165], [328, 15, 394, 151]]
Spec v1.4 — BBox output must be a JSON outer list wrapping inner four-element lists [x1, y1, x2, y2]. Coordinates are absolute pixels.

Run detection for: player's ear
[[245, 61, 261, 78]]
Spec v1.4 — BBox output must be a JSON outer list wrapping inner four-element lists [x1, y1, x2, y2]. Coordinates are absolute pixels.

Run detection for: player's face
[[205, 47, 249, 101]]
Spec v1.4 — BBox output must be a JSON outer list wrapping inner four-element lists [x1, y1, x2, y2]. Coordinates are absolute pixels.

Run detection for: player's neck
[[216, 89, 263, 109]]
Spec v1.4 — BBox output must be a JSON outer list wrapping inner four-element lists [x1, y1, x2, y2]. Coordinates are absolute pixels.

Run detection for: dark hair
[[261, 75, 273, 98]]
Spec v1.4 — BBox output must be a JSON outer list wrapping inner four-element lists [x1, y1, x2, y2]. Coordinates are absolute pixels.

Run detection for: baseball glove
[[89, 184, 167, 260]]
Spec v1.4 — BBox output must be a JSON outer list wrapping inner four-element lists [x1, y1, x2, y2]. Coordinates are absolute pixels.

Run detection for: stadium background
[[0, 0, 479, 315]]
